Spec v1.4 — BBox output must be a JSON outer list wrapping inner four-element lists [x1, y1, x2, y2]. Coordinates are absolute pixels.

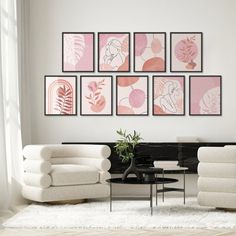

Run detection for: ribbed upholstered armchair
[[22, 144, 111, 202], [198, 145, 236, 209]]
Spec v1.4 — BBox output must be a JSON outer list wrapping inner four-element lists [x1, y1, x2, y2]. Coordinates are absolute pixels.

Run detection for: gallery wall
[[24, 0, 236, 144]]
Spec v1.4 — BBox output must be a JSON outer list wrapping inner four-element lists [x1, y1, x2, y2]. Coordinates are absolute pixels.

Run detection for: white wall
[[25, 0, 236, 144]]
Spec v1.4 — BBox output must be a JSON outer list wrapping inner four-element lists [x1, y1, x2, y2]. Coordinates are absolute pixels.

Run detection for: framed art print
[[189, 76, 222, 116], [134, 32, 166, 72], [170, 32, 203, 72], [62, 32, 94, 72], [153, 76, 185, 116], [98, 32, 130, 72], [80, 76, 112, 116], [116, 76, 148, 116], [44, 75, 77, 116]]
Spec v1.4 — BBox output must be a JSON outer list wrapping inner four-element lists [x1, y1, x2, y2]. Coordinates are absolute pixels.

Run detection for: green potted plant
[[114, 129, 143, 181]]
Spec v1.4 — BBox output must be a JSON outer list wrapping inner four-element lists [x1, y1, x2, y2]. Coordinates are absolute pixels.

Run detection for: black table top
[[107, 177, 178, 185]]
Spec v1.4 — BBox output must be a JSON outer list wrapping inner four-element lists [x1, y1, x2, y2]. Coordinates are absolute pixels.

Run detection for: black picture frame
[[116, 75, 149, 116], [44, 75, 77, 116], [133, 32, 167, 73], [80, 75, 113, 116], [98, 32, 131, 73], [189, 75, 222, 116], [152, 75, 185, 116], [62, 32, 95, 73], [170, 32, 203, 73]]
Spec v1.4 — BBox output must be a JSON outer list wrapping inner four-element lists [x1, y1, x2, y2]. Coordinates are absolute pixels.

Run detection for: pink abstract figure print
[[99, 34, 129, 71], [48, 79, 74, 115], [154, 77, 184, 115], [175, 36, 198, 70], [85, 79, 106, 113], [117, 76, 147, 115]]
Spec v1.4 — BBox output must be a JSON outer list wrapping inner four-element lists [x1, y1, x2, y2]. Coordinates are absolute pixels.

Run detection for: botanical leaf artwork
[[134, 33, 166, 72], [171, 33, 202, 72], [63, 33, 94, 71], [54, 85, 73, 114], [99, 33, 130, 72], [175, 36, 198, 70], [117, 76, 148, 115], [200, 87, 220, 114], [153, 77, 184, 115], [85, 79, 106, 113], [64, 34, 85, 66], [81, 76, 112, 115], [45, 76, 76, 115], [190, 76, 221, 115]]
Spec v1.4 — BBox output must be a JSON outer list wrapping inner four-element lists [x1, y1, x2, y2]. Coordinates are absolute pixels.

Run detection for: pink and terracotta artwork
[[116, 76, 148, 115], [98, 33, 130, 72], [45, 76, 77, 115], [63, 33, 94, 72], [171, 33, 202, 72], [153, 76, 185, 115], [80, 76, 112, 115], [134, 33, 166, 72], [190, 76, 222, 115]]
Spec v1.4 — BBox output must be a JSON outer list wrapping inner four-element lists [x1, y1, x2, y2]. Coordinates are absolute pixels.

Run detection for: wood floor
[[0, 228, 236, 236]]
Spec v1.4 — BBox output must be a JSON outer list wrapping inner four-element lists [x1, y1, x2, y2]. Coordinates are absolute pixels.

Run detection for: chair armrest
[[23, 160, 51, 174], [76, 158, 111, 171], [99, 171, 111, 184], [23, 173, 51, 188], [23, 145, 52, 160]]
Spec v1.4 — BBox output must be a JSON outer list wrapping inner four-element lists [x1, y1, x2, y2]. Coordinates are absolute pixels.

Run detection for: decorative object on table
[[114, 129, 143, 181], [134, 32, 166, 72], [152, 76, 185, 116], [62, 32, 95, 72], [116, 76, 149, 115], [189, 75, 222, 115], [44, 75, 77, 116], [80, 76, 113, 116], [170, 32, 203, 72], [98, 32, 130, 72]]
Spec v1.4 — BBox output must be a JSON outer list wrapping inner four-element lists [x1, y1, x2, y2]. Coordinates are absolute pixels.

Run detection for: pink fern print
[[54, 85, 73, 114], [45, 76, 76, 115]]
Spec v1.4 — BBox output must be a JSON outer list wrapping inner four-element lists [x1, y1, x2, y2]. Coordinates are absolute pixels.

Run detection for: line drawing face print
[[99, 34, 129, 71], [154, 77, 184, 115]]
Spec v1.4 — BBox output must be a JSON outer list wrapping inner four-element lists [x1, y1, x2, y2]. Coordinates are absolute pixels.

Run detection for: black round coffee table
[[107, 177, 178, 215]]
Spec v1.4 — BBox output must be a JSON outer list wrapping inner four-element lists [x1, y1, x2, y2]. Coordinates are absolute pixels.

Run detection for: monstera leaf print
[[54, 85, 73, 114], [64, 34, 85, 66]]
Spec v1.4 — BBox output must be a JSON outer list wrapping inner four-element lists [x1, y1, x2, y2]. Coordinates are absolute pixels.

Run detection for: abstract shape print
[[134, 33, 166, 72], [116, 76, 148, 115]]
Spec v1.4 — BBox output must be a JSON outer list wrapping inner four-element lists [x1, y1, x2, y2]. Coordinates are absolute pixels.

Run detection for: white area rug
[[3, 198, 236, 229]]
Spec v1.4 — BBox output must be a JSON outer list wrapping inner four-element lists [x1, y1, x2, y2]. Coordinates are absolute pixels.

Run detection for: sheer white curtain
[[0, 0, 24, 211]]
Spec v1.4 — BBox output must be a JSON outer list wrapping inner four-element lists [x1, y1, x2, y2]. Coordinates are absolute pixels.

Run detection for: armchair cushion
[[51, 164, 99, 186]]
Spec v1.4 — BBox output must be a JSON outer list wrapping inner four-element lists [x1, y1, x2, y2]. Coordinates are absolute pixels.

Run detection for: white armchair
[[197, 145, 236, 209], [22, 144, 111, 202]]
